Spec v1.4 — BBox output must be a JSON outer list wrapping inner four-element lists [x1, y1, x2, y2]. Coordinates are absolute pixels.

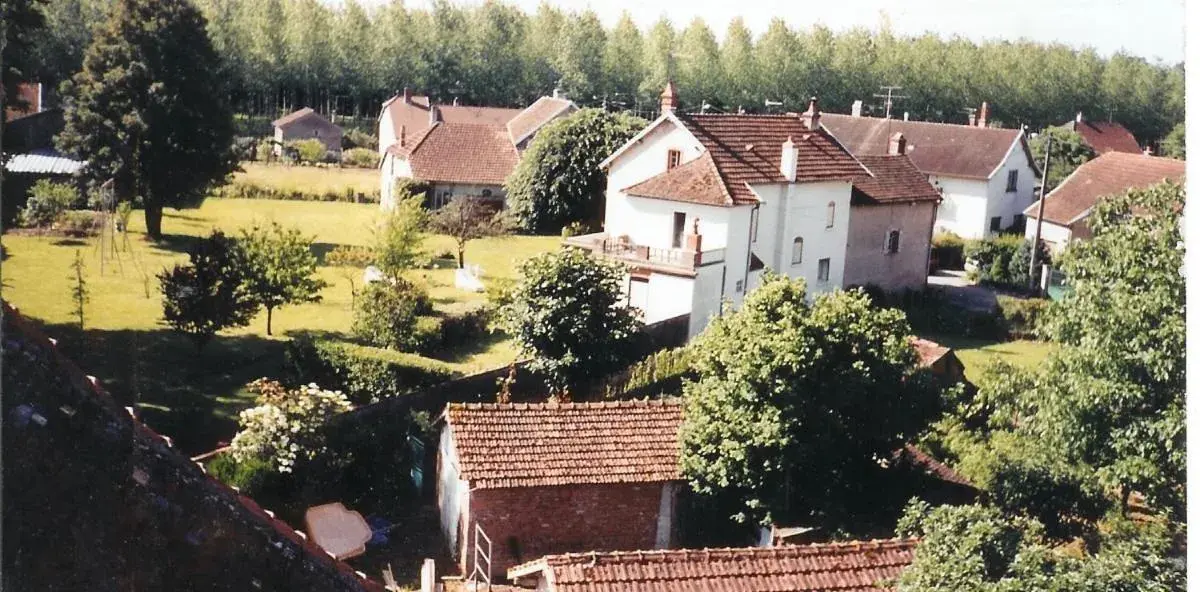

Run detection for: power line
[[872, 85, 908, 119]]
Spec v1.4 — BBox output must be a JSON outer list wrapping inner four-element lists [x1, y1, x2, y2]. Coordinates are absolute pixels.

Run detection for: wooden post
[[1028, 136, 1052, 289]]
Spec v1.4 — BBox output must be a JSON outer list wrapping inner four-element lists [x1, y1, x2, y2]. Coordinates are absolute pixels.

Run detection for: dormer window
[[667, 149, 681, 170]]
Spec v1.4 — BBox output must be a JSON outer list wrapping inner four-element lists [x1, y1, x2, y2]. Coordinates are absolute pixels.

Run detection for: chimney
[[800, 97, 820, 130], [888, 132, 907, 155], [402, 87, 412, 104], [1075, 111, 1083, 123], [686, 218, 703, 265], [453, 96, 459, 106], [903, 111, 909, 121], [780, 136, 799, 182], [851, 100, 863, 117], [978, 102, 989, 127], [429, 105, 441, 125], [660, 81, 678, 115], [1143, 145, 1153, 156]]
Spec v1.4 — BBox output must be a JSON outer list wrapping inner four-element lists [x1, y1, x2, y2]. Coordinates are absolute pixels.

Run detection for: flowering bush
[[230, 379, 353, 473]]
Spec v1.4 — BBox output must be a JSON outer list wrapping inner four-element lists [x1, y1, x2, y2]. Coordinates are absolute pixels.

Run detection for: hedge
[[213, 180, 380, 203], [285, 336, 460, 405], [930, 231, 966, 271], [996, 295, 1049, 339]]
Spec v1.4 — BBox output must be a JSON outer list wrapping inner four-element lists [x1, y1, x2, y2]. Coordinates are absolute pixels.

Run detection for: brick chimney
[[403, 87, 412, 104], [429, 104, 441, 125], [661, 81, 679, 114], [851, 100, 863, 117], [800, 97, 820, 130], [686, 218, 703, 265], [888, 132, 907, 155], [780, 136, 799, 182], [977, 102, 989, 128]]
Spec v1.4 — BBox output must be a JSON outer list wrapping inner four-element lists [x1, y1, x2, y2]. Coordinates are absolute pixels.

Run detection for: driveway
[[927, 270, 998, 312]]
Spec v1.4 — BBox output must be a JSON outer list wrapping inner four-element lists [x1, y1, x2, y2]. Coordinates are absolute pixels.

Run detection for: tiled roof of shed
[[822, 114, 1033, 180], [677, 113, 869, 204], [1024, 152, 1185, 226], [508, 539, 918, 591], [1067, 119, 1142, 154], [507, 96, 575, 146], [1, 303, 383, 591], [851, 155, 942, 205], [272, 107, 340, 131], [445, 399, 683, 489]]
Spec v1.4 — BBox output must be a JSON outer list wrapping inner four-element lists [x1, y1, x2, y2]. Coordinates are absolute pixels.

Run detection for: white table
[[304, 502, 373, 560]]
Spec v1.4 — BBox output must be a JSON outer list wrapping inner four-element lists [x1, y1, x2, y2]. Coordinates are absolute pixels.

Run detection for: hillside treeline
[[26, 0, 1184, 142]]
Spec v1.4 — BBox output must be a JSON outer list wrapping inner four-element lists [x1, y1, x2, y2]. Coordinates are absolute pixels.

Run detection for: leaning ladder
[[469, 523, 492, 591]]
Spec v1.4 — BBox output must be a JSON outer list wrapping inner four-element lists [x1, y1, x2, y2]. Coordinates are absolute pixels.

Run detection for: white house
[[1023, 151, 1185, 253], [571, 84, 940, 338], [378, 89, 576, 209], [823, 104, 1040, 239]]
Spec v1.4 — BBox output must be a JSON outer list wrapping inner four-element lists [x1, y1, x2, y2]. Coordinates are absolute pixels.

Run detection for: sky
[[396, 0, 1186, 64]]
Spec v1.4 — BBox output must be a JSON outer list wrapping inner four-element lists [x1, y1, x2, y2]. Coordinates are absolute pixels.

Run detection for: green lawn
[[920, 332, 1056, 382], [2, 198, 558, 454], [234, 162, 379, 194]]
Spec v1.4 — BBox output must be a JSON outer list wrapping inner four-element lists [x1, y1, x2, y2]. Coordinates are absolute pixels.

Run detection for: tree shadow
[[28, 320, 288, 456], [51, 238, 89, 247], [141, 233, 199, 255]]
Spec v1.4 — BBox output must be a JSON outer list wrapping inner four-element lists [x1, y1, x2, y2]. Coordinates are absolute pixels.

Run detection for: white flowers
[[230, 381, 352, 474]]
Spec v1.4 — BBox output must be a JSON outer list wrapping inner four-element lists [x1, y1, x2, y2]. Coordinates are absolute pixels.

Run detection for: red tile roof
[[677, 113, 870, 204], [381, 93, 520, 143], [893, 445, 974, 489], [1024, 152, 1185, 226], [508, 539, 918, 591], [1, 303, 383, 591], [445, 399, 683, 489], [507, 96, 576, 146], [623, 152, 734, 206], [1067, 119, 1142, 154], [822, 114, 1034, 180], [391, 122, 520, 186], [272, 107, 340, 132], [852, 155, 942, 205], [910, 337, 951, 367]]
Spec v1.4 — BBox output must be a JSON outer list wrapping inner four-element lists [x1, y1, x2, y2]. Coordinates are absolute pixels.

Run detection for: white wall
[[380, 152, 414, 210], [610, 195, 733, 250], [984, 141, 1039, 233], [1023, 217, 1073, 253], [753, 180, 853, 295], [930, 175, 990, 238], [437, 427, 469, 560], [604, 120, 707, 235], [378, 108, 396, 154]]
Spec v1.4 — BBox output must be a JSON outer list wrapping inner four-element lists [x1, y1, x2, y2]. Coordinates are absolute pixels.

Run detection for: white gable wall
[[752, 180, 854, 294], [984, 142, 1039, 233], [604, 121, 706, 235], [930, 141, 1039, 239], [437, 426, 470, 562], [378, 108, 397, 154]]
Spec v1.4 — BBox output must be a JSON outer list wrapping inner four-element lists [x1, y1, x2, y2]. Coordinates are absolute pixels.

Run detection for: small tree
[[325, 244, 375, 305], [1158, 122, 1184, 159], [428, 196, 513, 268], [69, 250, 89, 330], [373, 194, 428, 281], [1029, 126, 1095, 191], [158, 230, 257, 351], [680, 274, 941, 527], [230, 378, 353, 474], [239, 222, 329, 335], [505, 108, 647, 233], [18, 179, 78, 228], [351, 280, 433, 351], [289, 138, 327, 164], [501, 248, 642, 396]]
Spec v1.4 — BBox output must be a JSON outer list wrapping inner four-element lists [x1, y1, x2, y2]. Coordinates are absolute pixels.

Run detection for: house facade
[[272, 107, 343, 157], [378, 89, 576, 209], [1023, 152, 1185, 253], [823, 106, 1041, 239], [573, 84, 939, 337], [437, 400, 683, 577]]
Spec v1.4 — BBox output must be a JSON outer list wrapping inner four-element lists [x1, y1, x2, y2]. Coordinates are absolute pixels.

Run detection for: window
[[990, 216, 1002, 232], [885, 230, 901, 254], [1013, 214, 1025, 230], [436, 191, 452, 208], [791, 237, 804, 265], [735, 279, 744, 293], [1006, 170, 1018, 192], [667, 149, 682, 170], [826, 202, 836, 228], [672, 212, 687, 248], [750, 209, 759, 243], [817, 258, 831, 282], [481, 188, 493, 198]]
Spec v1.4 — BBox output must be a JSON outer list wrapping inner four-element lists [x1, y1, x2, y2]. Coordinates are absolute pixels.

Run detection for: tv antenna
[[764, 99, 783, 113], [873, 86, 908, 119]]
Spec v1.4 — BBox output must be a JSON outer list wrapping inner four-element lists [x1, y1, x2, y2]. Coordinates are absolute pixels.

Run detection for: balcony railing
[[565, 232, 725, 271]]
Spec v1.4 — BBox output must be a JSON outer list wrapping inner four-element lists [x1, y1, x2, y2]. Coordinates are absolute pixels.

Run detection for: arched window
[[885, 229, 901, 254], [826, 201, 836, 228], [791, 237, 804, 265]]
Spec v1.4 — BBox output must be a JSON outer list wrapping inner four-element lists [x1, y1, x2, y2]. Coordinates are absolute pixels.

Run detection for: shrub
[[438, 304, 492, 349], [997, 295, 1049, 338], [255, 138, 275, 161], [343, 129, 376, 150], [229, 379, 353, 474], [931, 231, 965, 270], [352, 280, 434, 351], [18, 180, 78, 227], [412, 315, 445, 354], [560, 220, 590, 237], [965, 234, 1037, 288], [58, 210, 101, 234], [207, 452, 277, 497], [285, 337, 459, 405], [325, 244, 375, 268], [342, 147, 378, 168], [288, 138, 328, 163]]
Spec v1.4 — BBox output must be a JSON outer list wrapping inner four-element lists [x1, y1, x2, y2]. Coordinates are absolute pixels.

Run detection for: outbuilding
[[271, 107, 343, 158]]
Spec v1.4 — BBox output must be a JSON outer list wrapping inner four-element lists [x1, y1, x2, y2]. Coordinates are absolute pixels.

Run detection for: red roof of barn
[[272, 107, 341, 132], [1066, 118, 1142, 154], [822, 114, 1035, 180], [675, 113, 870, 204], [507, 96, 575, 146], [445, 399, 683, 489], [852, 155, 942, 205], [1024, 152, 1185, 226], [389, 122, 520, 185], [507, 539, 918, 591], [380, 93, 520, 141], [1, 303, 383, 591]]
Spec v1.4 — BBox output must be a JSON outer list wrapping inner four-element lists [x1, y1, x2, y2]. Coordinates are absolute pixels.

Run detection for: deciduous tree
[[238, 221, 328, 336], [428, 196, 513, 268], [158, 230, 257, 350], [1029, 126, 1095, 190], [373, 194, 428, 281]]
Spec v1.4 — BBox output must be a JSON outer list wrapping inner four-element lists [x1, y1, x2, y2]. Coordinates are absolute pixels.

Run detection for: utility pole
[[873, 86, 908, 119], [1028, 136, 1052, 291]]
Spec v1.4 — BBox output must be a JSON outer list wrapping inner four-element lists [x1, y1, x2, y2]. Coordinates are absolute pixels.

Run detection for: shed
[[272, 107, 343, 156], [437, 399, 684, 577]]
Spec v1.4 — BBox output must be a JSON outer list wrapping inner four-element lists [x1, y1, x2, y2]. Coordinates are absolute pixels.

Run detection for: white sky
[[389, 0, 1186, 64]]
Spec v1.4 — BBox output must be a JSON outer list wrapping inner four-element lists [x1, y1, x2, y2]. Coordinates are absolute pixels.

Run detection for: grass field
[[2, 198, 558, 454], [919, 332, 1056, 382], [234, 162, 379, 194]]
